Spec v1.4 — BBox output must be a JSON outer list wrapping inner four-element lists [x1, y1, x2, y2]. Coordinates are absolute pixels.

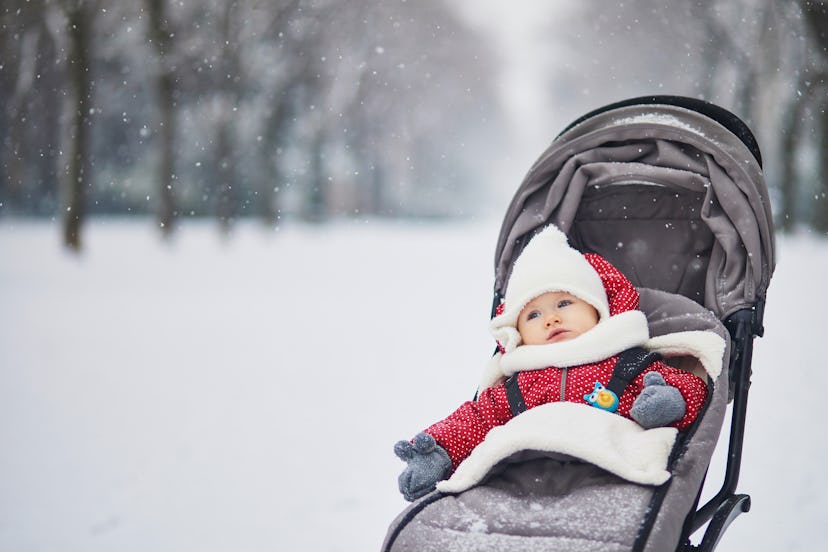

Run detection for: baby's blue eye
[[527, 311, 541, 321], [558, 299, 572, 308]]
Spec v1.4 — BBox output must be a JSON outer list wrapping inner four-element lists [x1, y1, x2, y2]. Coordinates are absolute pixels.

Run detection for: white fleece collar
[[499, 310, 650, 376]]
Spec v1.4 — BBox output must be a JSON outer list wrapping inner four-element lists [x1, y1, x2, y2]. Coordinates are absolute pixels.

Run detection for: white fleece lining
[[478, 328, 726, 390], [499, 310, 650, 375], [644, 331, 726, 381], [437, 402, 677, 494], [477, 354, 507, 391]]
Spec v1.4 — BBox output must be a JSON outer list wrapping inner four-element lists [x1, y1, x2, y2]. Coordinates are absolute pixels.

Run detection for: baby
[[394, 225, 708, 501]]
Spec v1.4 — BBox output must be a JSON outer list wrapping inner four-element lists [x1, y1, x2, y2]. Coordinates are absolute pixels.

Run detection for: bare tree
[[62, 0, 96, 251], [248, 0, 302, 227], [778, 90, 808, 231], [212, 0, 245, 233], [771, 0, 811, 231], [766, 0, 828, 231], [798, 1, 828, 232], [0, 1, 39, 214], [3, 0, 502, 234], [146, 0, 177, 237], [1, 0, 62, 217]]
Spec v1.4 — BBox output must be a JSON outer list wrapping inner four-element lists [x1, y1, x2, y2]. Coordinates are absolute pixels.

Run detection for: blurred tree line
[[556, 0, 828, 234], [0, 0, 500, 249], [3, 0, 828, 251]]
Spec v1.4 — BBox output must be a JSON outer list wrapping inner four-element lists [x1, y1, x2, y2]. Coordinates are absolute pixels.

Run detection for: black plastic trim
[[697, 495, 751, 551]]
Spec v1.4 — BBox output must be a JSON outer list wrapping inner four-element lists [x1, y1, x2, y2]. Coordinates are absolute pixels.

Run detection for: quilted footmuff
[[384, 456, 659, 551]]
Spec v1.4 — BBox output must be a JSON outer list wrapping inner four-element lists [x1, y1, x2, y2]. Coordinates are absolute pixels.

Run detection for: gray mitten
[[630, 372, 687, 429], [394, 432, 451, 502]]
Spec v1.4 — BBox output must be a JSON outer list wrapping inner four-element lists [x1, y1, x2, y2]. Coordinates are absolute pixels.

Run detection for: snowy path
[[0, 219, 822, 551]]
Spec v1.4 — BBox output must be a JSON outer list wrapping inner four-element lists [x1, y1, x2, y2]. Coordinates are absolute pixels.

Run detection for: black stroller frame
[[686, 301, 763, 550], [562, 96, 770, 550]]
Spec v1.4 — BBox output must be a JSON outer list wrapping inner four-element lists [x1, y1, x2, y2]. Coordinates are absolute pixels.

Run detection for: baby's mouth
[[547, 328, 569, 341]]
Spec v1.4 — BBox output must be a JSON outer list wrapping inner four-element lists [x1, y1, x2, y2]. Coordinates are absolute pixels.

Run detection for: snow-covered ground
[[0, 218, 823, 551]]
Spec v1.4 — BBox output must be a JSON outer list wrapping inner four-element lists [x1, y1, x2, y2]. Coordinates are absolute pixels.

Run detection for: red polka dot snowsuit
[[423, 248, 709, 472], [424, 357, 708, 471]]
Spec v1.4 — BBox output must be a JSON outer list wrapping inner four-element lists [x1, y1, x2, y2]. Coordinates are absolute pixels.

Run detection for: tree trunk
[[801, 1, 828, 232], [63, 4, 92, 251], [257, 100, 288, 227], [33, 17, 62, 215], [215, 118, 238, 234], [304, 130, 328, 222], [156, 73, 176, 236], [214, 2, 241, 234], [778, 89, 806, 231], [146, 0, 177, 237], [6, 100, 25, 211], [815, 92, 828, 233]]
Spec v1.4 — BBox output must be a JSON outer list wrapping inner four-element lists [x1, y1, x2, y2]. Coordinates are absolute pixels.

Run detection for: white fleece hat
[[490, 225, 639, 352]]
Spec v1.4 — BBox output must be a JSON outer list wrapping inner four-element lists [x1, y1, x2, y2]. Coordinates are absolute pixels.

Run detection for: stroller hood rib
[[494, 102, 775, 320]]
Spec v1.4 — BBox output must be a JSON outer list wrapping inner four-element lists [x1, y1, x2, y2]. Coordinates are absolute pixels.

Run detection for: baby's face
[[516, 291, 599, 346]]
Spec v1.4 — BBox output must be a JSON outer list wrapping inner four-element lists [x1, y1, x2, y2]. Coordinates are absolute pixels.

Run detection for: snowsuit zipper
[[560, 367, 567, 401]]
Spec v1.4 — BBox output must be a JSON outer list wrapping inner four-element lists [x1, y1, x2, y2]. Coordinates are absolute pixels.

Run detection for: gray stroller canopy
[[494, 100, 776, 320]]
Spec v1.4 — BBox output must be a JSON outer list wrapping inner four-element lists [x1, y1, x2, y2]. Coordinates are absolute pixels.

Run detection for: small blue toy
[[584, 381, 619, 412]]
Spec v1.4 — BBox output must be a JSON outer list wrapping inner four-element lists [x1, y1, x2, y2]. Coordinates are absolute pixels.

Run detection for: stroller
[[383, 96, 775, 551]]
